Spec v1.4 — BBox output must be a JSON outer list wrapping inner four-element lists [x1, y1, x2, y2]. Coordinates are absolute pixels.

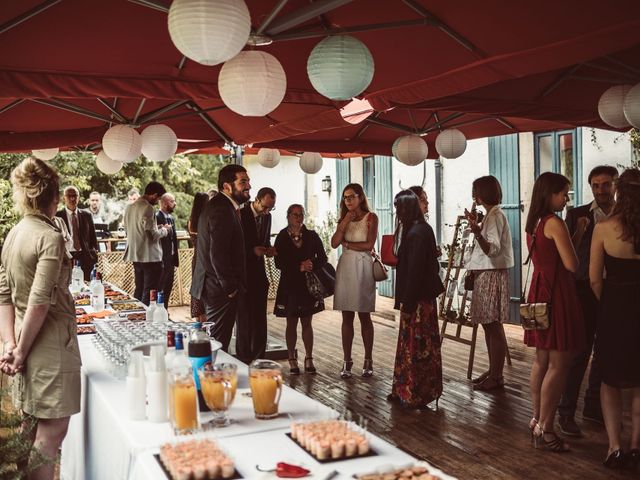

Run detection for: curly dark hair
[[612, 168, 640, 254]]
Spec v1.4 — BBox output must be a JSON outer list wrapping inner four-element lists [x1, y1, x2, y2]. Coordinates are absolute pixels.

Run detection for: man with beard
[[123, 181, 171, 305], [191, 165, 250, 352], [157, 193, 180, 309], [238, 187, 277, 362], [558, 165, 618, 437]]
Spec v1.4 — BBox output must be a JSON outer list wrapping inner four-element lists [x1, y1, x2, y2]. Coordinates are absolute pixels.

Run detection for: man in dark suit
[[238, 187, 277, 362], [558, 165, 618, 437], [56, 186, 99, 280], [157, 193, 180, 308], [190, 164, 251, 352]]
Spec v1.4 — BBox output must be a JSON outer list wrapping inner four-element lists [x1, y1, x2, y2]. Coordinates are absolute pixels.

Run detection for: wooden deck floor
[[170, 296, 636, 480]]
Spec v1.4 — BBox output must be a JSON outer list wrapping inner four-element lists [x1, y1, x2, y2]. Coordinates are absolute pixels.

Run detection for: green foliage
[[0, 152, 230, 238], [630, 128, 640, 167], [307, 210, 337, 255]]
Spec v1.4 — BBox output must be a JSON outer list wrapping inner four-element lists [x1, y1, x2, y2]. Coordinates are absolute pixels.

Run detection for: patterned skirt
[[391, 300, 443, 408], [469, 269, 510, 325]]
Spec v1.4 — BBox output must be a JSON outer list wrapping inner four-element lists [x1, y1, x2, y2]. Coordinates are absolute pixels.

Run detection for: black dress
[[273, 226, 326, 318], [595, 253, 640, 388]]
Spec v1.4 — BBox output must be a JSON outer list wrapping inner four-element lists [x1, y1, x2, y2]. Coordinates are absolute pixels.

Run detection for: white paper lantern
[[102, 125, 142, 163], [392, 135, 428, 166], [598, 85, 632, 128], [307, 35, 374, 101], [299, 152, 323, 174], [168, 0, 251, 66], [257, 148, 280, 168], [141, 124, 178, 162], [218, 51, 287, 117], [435, 128, 467, 159], [96, 150, 123, 175], [32, 148, 59, 161], [623, 82, 640, 128]]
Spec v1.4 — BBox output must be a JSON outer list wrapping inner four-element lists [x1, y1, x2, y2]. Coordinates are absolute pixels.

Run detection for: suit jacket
[[240, 204, 271, 290], [123, 197, 167, 263], [565, 203, 595, 281], [190, 193, 246, 303], [156, 210, 180, 267], [394, 221, 444, 312], [55, 208, 98, 262]]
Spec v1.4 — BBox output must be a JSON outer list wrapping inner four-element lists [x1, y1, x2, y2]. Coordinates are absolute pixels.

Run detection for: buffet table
[[60, 335, 456, 480]]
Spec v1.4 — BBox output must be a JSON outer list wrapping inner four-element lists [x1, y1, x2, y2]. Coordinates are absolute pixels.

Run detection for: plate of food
[[287, 420, 374, 463], [353, 462, 454, 480], [77, 325, 96, 335], [155, 439, 241, 480]]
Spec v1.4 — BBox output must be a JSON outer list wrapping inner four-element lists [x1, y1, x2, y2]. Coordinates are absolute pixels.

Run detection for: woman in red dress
[[524, 172, 586, 453]]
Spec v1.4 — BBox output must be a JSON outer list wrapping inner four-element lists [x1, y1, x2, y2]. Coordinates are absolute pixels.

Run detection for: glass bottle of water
[[153, 291, 169, 323], [146, 290, 158, 322], [90, 271, 105, 311], [69, 260, 84, 294]]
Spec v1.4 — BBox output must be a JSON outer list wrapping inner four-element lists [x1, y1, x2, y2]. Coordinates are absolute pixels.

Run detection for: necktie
[[71, 211, 81, 251]]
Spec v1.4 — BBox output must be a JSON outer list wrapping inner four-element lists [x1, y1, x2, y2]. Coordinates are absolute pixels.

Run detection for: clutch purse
[[372, 252, 389, 282]]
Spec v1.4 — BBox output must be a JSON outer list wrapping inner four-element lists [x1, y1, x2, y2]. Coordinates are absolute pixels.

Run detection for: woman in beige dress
[[0, 157, 81, 480], [331, 183, 378, 378]]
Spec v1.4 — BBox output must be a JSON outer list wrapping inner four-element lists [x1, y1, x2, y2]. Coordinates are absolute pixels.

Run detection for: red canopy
[[1, 0, 639, 154]]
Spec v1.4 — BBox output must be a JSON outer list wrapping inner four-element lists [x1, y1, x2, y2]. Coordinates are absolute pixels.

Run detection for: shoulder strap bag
[[519, 220, 560, 330]]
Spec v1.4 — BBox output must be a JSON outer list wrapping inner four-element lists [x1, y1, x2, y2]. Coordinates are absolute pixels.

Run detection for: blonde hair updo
[[11, 157, 60, 215]]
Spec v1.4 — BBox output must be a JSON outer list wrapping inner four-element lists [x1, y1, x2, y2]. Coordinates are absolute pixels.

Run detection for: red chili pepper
[[255, 462, 310, 478]]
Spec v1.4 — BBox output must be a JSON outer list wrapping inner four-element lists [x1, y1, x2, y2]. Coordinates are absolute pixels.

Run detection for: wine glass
[[198, 364, 234, 428]]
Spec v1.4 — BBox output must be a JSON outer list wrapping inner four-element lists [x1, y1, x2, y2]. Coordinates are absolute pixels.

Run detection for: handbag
[[372, 252, 389, 282], [519, 225, 559, 330], [380, 234, 398, 267], [305, 262, 336, 300]]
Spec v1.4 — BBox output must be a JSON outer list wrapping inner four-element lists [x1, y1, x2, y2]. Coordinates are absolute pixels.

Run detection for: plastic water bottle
[[69, 260, 84, 294], [153, 291, 168, 323], [89, 264, 97, 287], [188, 322, 212, 412], [90, 271, 105, 311], [126, 350, 146, 421], [146, 290, 158, 322], [146, 345, 168, 422]]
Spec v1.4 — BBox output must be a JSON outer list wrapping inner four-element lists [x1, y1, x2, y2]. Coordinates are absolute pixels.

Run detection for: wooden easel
[[439, 214, 511, 379]]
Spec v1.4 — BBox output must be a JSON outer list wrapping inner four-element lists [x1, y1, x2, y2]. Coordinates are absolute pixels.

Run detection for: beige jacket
[[123, 197, 167, 263]]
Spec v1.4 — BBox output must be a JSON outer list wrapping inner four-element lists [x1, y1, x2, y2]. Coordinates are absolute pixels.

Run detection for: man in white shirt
[[558, 165, 618, 436], [87, 191, 105, 223], [123, 182, 172, 305]]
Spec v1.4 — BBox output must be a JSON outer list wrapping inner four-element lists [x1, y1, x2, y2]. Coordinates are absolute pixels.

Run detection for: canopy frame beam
[[96, 98, 128, 124], [256, 0, 290, 35], [0, 0, 62, 35], [266, 0, 354, 35], [137, 100, 189, 125], [188, 102, 232, 145], [30, 98, 115, 124], [0, 99, 25, 116], [127, 0, 169, 13]]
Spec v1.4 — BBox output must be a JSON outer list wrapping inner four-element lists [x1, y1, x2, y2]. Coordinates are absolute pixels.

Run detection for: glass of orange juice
[[168, 369, 199, 435], [249, 360, 283, 419], [198, 364, 234, 428]]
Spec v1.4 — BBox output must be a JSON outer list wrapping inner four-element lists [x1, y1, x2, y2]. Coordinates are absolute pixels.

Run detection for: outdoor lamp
[[623, 82, 640, 128], [141, 124, 178, 162], [307, 35, 374, 101], [321, 175, 332, 193], [218, 51, 287, 117], [96, 150, 123, 175], [257, 148, 280, 168], [102, 125, 142, 163], [435, 128, 467, 159], [299, 152, 323, 174], [598, 85, 632, 128], [168, 0, 251, 66], [392, 135, 428, 166], [32, 148, 59, 161]]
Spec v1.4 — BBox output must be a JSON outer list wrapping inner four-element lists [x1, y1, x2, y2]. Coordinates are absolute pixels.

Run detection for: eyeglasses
[[343, 194, 359, 201], [259, 201, 276, 212], [289, 212, 304, 218]]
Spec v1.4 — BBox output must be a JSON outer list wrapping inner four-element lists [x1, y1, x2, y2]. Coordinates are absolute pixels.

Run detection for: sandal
[[533, 424, 570, 453], [304, 357, 317, 374], [472, 371, 490, 384], [472, 376, 504, 391], [362, 359, 373, 377], [340, 359, 353, 379], [288, 350, 300, 375]]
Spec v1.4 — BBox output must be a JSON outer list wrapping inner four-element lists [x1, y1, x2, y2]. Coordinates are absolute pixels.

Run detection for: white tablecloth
[[61, 335, 457, 480]]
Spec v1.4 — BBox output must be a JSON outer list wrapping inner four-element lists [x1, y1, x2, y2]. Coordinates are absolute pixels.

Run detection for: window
[[534, 129, 582, 208]]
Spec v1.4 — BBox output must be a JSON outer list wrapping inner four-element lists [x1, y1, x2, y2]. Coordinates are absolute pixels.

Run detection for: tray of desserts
[[287, 420, 374, 463], [155, 439, 241, 480], [109, 302, 145, 312], [353, 462, 449, 480], [106, 294, 133, 302], [77, 325, 97, 335], [125, 311, 146, 321]]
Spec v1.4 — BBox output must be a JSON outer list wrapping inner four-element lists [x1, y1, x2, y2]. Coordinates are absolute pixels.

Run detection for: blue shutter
[[488, 134, 522, 324], [373, 155, 394, 297], [335, 159, 350, 209]]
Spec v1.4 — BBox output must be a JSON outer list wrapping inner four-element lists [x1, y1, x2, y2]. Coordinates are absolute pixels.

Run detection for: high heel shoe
[[362, 359, 373, 377], [603, 449, 625, 469], [532, 424, 570, 453], [528, 417, 538, 442], [471, 371, 490, 384], [340, 359, 353, 379], [288, 350, 300, 375], [472, 376, 504, 391], [627, 449, 639, 471], [304, 357, 317, 374]]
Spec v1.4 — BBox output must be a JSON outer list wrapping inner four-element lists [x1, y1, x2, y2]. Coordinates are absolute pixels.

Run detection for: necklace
[[288, 228, 302, 242]]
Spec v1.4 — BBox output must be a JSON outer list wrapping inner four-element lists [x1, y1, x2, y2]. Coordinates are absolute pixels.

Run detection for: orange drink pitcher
[[249, 360, 283, 419]]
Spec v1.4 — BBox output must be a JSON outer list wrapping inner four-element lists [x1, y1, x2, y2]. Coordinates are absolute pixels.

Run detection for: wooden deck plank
[[171, 295, 635, 480]]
